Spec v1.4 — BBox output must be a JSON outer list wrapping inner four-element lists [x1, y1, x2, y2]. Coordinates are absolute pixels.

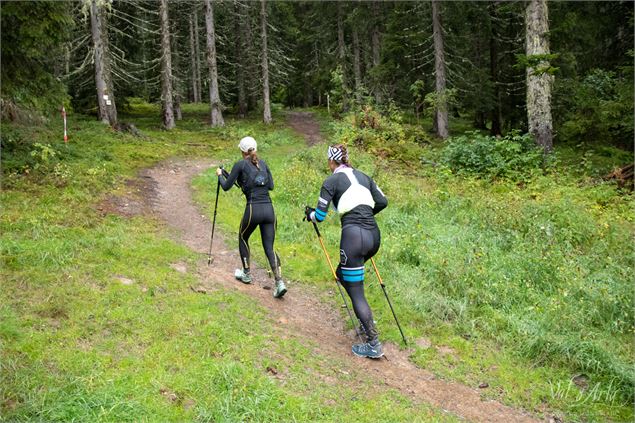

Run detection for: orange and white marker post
[[61, 106, 68, 143]]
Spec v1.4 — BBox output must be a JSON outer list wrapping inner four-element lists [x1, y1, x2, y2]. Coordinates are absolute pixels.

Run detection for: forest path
[[285, 111, 324, 145], [125, 113, 540, 422]]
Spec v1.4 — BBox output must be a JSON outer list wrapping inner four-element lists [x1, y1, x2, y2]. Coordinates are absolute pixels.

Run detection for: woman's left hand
[[216, 168, 223, 176]]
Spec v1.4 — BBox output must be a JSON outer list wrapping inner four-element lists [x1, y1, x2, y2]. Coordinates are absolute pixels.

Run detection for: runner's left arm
[[370, 178, 388, 215], [266, 164, 274, 190]]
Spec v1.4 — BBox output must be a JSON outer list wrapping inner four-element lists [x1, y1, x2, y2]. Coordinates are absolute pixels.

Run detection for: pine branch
[[110, 8, 160, 34], [65, 48, 95, 79]]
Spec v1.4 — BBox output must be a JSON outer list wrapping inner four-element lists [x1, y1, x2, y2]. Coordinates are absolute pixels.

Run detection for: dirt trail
[[129, 113, 541, 422], [285, 111, 324, 145]]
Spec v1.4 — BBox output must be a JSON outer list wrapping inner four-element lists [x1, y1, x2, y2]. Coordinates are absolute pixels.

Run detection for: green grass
[[2, 101, 633, 421], [1, 106, 455, 422], [192, 109, 634, 421]]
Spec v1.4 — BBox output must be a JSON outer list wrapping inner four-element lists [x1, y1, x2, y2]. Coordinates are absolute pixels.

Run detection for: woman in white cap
[[305, 144, 388, 358], [216, 136, 287, 298]]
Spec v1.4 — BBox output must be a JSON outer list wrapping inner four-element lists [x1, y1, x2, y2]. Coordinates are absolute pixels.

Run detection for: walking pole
[[370, 257, 408, 345], [207, 169, 222, 265], [305, 209, 364, 343]]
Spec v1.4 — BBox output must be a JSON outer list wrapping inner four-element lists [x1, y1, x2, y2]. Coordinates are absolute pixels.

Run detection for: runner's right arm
[[219, 161, 242, 191], [311, 177, 336, 222]]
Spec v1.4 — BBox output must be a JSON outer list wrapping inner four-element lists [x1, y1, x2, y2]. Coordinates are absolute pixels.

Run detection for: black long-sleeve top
[[219, 158, 274, 204]]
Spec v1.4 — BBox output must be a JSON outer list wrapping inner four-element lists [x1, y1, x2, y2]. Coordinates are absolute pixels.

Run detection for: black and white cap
[[327, 145, 344, 161]]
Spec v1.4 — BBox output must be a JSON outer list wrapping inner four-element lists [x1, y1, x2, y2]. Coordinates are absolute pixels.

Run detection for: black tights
[[335, 225, 381, 342], [341, 280, 373, 330], [239, 203, 278, 275]]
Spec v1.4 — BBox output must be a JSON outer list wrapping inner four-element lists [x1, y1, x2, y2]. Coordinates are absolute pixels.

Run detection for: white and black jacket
[[314, 166, 387, 229]]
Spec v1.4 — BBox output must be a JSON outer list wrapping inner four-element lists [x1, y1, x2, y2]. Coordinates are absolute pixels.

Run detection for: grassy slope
[[2, 102, 633, 422], [0, 104, 453, 422], [193, 107, 634, 422]]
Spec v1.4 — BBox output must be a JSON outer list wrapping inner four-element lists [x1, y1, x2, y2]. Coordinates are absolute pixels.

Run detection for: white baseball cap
[[238, 136, 257, 152]]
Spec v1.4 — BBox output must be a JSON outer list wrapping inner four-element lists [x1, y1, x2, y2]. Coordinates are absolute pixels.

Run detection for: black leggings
[[336, 225, 381, 330], [239, 202, 278, 273]]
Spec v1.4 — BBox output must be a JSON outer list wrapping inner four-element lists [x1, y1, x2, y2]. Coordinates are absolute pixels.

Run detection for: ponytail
[[248, 148, 260, 169]]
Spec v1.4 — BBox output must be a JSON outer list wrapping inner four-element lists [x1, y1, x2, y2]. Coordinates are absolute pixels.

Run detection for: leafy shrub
[[0, 126, 53, 177], [332, 105, 431, 164], [441, 130, 546, 180], [353, 105, 382, 130]]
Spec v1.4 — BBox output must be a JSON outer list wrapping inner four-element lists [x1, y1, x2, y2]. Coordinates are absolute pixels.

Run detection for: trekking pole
[[207, 167, 223, 265], [305, 208, 364, 343], [370, 257, 407, 345]]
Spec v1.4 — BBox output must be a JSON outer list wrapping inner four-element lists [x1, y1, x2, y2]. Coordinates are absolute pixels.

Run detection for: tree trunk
[[140, 6, 151, 101], [159, 0, 175, 129], [337, 2, 348, 111], [371, 2, 382, 104], [171, 17, 182, 120], [488, 3, 502, 135], [473, 33, 487, 130], [260, 0, 272, 124], [431, 0, 449, 139], [304, 81, 313, 108], [90, 0, 117, 126], [244, 3, 258, 110], [204, 0, 224, 126], [337, 3, 346, 70], [352, 28, 362, 103], [235, 0, 247, 117], [194, 7, 202, 103], [64, 44, 71, 75], [488, 40, 502, 135], [525, 0, 553, 153], [174, 95, 182, 120], [189, 14, 198, 103]]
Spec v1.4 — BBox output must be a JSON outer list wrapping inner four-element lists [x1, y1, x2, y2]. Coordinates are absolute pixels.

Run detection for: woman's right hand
[[216, 168, 223, 176]]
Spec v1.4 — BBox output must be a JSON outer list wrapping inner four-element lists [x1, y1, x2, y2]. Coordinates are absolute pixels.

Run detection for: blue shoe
[[352, 341, 383, 359]]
